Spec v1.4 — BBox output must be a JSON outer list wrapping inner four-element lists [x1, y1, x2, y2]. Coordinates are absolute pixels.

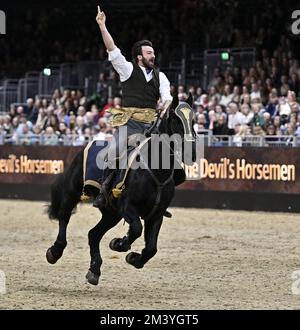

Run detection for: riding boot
[[93, 170, 115, 209]]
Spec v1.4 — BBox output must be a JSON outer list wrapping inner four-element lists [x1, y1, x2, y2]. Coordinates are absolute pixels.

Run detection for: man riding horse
[[93, 6, 183, 214], [46, 6, 196, 285]]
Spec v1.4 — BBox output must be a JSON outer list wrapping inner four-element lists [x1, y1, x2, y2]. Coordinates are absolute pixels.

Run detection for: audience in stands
[[1, 0, 300, 146]]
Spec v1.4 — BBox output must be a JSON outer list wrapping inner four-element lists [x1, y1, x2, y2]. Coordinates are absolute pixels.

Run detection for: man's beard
[[142, 56, 155, 69]]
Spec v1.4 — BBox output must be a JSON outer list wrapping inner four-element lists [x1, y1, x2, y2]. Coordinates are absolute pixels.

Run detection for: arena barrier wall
[[0, 145, 299, 212]]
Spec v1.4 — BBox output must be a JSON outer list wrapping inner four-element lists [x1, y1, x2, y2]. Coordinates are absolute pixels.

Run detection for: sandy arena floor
[[0, 200, 300, 310]]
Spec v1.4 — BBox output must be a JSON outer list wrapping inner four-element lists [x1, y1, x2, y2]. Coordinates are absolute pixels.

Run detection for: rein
[[140, 156, 174, 221], [141, 112, 179, 221]]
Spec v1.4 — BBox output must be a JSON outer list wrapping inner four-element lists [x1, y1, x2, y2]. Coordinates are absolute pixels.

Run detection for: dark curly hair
[[131, 40, 153, 63]]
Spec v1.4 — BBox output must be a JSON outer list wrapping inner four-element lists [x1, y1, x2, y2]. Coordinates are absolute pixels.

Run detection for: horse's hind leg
[[126, 216, 163, 269], [46, 150, 83, 264], [46, 194, 80, 264], [109, 204, 143, 253], [86, 209, 122, 285]]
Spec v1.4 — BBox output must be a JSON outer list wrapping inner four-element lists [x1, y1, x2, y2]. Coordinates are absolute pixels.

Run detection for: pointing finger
[[97, 6, 101, 14]]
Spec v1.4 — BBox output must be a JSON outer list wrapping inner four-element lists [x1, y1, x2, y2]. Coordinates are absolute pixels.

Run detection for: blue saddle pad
[[82, 140, 135, 196], [83, 140, 108, 193]]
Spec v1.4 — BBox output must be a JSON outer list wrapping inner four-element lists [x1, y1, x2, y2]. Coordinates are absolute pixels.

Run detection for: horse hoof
[[85, 270, 100, 286], [46, 248, 58, 264], [109, 238, 121, 250], [125, 252, 144, 269], [109, 238, 131, 252]]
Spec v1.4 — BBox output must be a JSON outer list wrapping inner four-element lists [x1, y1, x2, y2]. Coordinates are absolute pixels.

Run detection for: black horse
[[46, 95, 196, 285]]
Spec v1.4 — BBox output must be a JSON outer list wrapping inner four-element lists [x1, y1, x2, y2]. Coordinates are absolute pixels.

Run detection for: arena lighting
[[43, 68, 51, 76], [221, 51, 230, 61]]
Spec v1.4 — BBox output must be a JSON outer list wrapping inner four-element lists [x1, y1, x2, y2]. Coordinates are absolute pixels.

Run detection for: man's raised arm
[[96, 5, 116, 51]]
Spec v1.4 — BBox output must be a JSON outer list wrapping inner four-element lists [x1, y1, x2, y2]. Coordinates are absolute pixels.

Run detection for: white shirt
[[219, 94, 233, 107], [108, 47, 172, 104], [93, 132, 107, 141], [228, 111, 246, 129], [250, 91, 261, 100]]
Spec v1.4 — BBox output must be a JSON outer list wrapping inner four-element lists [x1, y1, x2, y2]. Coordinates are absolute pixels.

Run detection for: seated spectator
[[232, 86, 241, 103], [208, 86, 220, 102], [219, 84, 233, 107], [250, 103, 264, 128], [208, 110, 216, 130], [227, 102, 245, 129], [36, 108, 47, 130], [26, 98, 38, 124], [199, 94, 209, 109], [193, 114, 208, 133], [252, 124, 265, 136], [84, 111, 95, 129], [262, 112, 272, 129], [43, 127, 58, 146], [273, 115, 282, 135], [48, 114, 60, 133], [284, 123, 296, 146], [233, 124, 249, 147], [93, 124, 107, 141], [265, 124, 278, 140], [194, 87, 203, 106], [240, 93, 251, 106], [240, 104, 254, 125], [12, 123, 34, 145], [195, 104, 206, 117], [287, 90, 298, 107], [250, 83, 261, 100], [77, 106, 86, 117], [58, 122, 68, 136], [2, 115, 12, 135], [277, 97, 291, 121], [265, 124, 280, 146], [213, 115, 233, 136], [73, 127, 92, 146], [264, 92, 278, 118], [215, 104, 227, 121], [30, 126, 43, 145]]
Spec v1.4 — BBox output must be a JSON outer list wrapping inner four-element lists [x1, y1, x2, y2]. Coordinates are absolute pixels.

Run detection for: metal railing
[[1, 133, 300, 148], [199, 134, 300, 147], [0, 80, 19, 112], [17, 72, 40, 103], [0, 133, 95, 146], [38, 64, 61, 96]]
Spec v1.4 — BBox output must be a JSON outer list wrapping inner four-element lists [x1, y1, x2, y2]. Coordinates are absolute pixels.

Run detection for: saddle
[[81, 136, 151, 201]]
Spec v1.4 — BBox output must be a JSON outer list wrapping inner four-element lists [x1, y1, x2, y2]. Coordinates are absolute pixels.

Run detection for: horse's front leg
[[86, 209, 122, 285], [126, 216, 163, 269], [109, 203, 143, 253]]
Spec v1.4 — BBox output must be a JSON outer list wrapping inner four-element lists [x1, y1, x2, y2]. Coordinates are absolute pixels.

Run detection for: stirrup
[[93, 170, 115, 208]]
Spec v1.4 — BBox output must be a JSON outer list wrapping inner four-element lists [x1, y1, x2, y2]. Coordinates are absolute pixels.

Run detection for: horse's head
[[164, 93, 197, 164]]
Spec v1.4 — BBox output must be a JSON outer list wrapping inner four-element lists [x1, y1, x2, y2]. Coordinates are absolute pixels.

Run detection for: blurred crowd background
[[1, 0, 300, 145]]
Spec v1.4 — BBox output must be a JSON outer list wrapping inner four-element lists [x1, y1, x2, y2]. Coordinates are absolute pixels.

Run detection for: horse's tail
[[47, 173, 65, 220], [47, 150, 84, 221]]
